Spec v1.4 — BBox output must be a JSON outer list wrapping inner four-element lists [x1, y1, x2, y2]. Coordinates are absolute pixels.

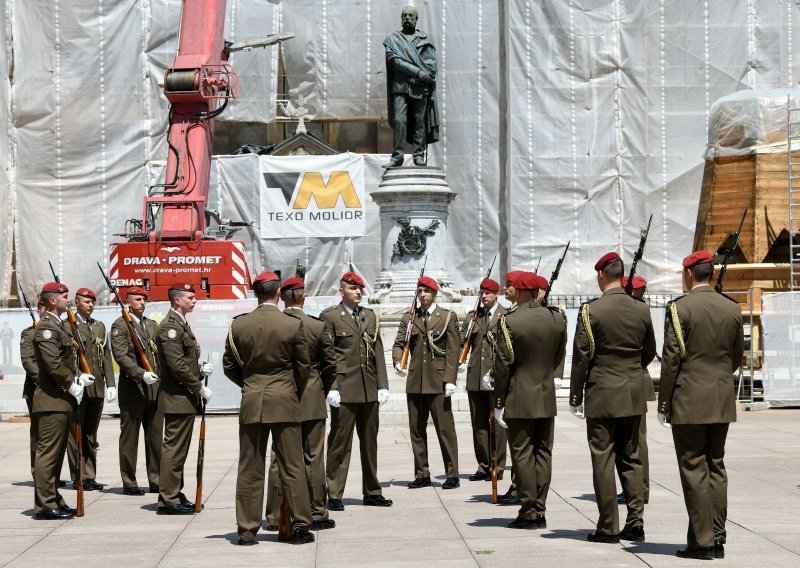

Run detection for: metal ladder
[[788, 95, 800, 289]]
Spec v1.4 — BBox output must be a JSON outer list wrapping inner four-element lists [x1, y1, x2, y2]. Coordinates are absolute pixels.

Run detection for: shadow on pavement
[[540, 529, 593, 542], [625, 542, 685, 556], [467, 517, 510, 528]]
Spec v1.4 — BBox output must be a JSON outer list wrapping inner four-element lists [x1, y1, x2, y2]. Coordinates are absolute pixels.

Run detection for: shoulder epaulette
[[320, 306, 337, 315], [670, 294, 686, 303], [547, 305, 566, 315], [582, 296, 600, 305], [632, 296, 646, 303]]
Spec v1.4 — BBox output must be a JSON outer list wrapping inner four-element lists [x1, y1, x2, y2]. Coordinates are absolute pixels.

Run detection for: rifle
[[489, 403, 498, 504], [18, 282, 37, 327], [542, 242, 570, 305], [50, 261, 86, 517], [97, 263, 154, 373], [459, 255, 497, 364], [625, 215, 653, 296], [715, 209, 747, 294], [400, 256, 427, 370], [278, 498, 292, 540], [534, 256, 541, 274], [195, 367, 208, 513]]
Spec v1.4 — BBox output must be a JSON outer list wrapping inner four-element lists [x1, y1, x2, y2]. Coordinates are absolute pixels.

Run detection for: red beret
[[512, 271, 539, 291], [75, 288, 96, 301], [504, 270, 522, 284], [418, 276, 439, 292], [341, 271, 365, 288], [169, 282, 196, 293], [536, 275, 549, 290], [252, 272, 280, 286], [479, 278, 500, 292], [682, 250, 714, 268], [621, 275, 647, 289], [41, 282, 68, 294], [280, 277, 305, 293], [126, 286, 148, 300], [594, 252, 622, 271]]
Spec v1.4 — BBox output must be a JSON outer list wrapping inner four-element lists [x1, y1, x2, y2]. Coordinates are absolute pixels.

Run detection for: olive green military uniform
[[156, 309, 202, 510], [67, 314, 115, 483], [111, 314, 162, 491], [570, 288, 656, 536], [658, 285, 743, 550], [392, 304, 460, 480], [266, 307, 336, 525], [21, 325, 39, 478], [493, 300, 567, 520], [32, 312, 77, 515], [223, 303, 313, 543], [464, 304, 508, 477], [320, 303, 389, 499]]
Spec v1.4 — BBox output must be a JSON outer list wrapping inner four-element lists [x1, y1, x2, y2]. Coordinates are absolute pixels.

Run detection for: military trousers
[[158, 413, 194, 508], [391, 93, 428, 160], [236, 422, 312, 543], [586, 415, 644, 535], [467, 391, 507, 476], [33, 411, 71, 514], [407, 393, 459, 479], [507, 417, 554, 519], [326, 401, 382, 499], [672, 423, 730, 549], [25, 398, 39, 479], [67, 396, 104, 482], [266, 418, 328, 524], [119, 400, 163, 489]]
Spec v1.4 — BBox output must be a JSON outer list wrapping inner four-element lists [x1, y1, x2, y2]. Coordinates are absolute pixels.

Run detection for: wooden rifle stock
[[715, 208, 747, 294], [400, 293, 418, 371], [195, 374, 207, 513], [459, 255, 497, 364], [278, 498, 292, 539], [65, 307, 89, 518], [489, 401, 498, 504]]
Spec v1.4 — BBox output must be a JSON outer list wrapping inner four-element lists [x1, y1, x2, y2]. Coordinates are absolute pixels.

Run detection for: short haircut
[[168, 289, 190, 305], [402, 6, 418, 17], [602, 259, 625, 279], [281, 288, 305, 304], [40, 291, 60, 304], [690, 262, 713, 282], [254, 280, 281, 300]]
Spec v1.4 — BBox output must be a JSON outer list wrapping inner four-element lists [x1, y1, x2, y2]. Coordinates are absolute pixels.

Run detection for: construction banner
[[259, 153, 366, 239]]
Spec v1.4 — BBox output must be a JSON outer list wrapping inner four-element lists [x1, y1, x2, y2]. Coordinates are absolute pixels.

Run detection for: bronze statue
[[383, 6, 440, 168]]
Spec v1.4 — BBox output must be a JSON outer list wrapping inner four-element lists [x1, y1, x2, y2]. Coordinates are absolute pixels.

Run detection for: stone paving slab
[[0, 404, 799, 567]]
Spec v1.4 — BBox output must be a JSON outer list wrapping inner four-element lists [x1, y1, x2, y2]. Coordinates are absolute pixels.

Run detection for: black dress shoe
[[149, 485, 160, 493], [327, 498, 344, 511], [264, 523, 278, 532], [469, 471, 488, 482], [124, 487, 146, 496], [58, 504, 75, 514], [714, 541, 725, 559], [676, 546, 713, 559], [497, 488, 519, 505], [619, 525, 645, 542], [178, 492, 196, 509], [508, 517, 538, 529], [311, 519, 336, 530], [58, 480, 68, 488], [157, 504, 195, 515], [237, 538, 256, 546], [291, 528, 315, 544], [587, 531, 620, 543], [441, 477, 460, 489], [617, 491, 627, 504], [35, 508, 75, 520], [363, 495, 393, 507], [535, 515, 547, 529], [407, 477, 432, 488], [82, 479, 105, 491]]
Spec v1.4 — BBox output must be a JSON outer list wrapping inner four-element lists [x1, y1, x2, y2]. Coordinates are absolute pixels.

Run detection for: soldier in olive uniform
[[156, 283, 213, 515], [320, 272, 392, 510], [392, 276, 460, 489], [569, 253, 656, 543], [32, 282, 95, 520], [223, 271, 314, 545], [463, 278, 507, 482], [498, 271, 522, 504], [266, 277, 337, 530], [110, 286, 162, 495], [21, 297, 47, 478], [658, 251, 743, 560], [67, 288, 116, 491], [493, 272, 567, 529]]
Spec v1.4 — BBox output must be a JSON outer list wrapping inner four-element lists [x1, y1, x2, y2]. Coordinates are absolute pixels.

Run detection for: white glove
[[495, 407, 508, 429], [69, 382, 84, 404], [570, 404, 585, 420], [200, 362, 213, 377], [200, 385, 213, 402], [444, 383, 457, 397], [393, 363, 407, 376], [106, 386, 117, 402], [377, 388, 389, 407], [657, 412, 671, 429], [326, 389, 341, 408], [480, 373, 494, 391], [77, 373, 95, 387], [142, 372, 159, 385]]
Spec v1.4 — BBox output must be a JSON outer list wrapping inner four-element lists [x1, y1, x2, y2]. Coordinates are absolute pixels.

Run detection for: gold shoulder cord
[[426, 311, 452, 357], [227, 322, 244, 367], [498, 314, 514, 365], [362, 313, 380, 360], [95, 336, 107, 381], [580, 303, 595, 360], [669, 302, 687, 360]]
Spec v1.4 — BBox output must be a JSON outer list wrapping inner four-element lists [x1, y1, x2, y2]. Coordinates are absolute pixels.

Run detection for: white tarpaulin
[[761, 292, 800, 406]]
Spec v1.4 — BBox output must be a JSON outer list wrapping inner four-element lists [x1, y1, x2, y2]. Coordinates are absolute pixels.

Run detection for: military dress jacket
[[157, 309, 202, 415], [658, 285, 744, 424], [569, 287, 657, 419], [464, 303, 506, 392], [492, 300, 567, 419], [74, 315, 115, 398], [32, 312, 77, 413], [392, 305, 460, 395], [320, 303, 388, 404], [111, 314, 160, 404], [223, 303, 311, 425], [285, 307, 336, 421], [20, 325, 38, 400]]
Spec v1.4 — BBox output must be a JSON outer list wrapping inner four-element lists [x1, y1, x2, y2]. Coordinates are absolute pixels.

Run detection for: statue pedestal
[[369, 166, 461, 304]]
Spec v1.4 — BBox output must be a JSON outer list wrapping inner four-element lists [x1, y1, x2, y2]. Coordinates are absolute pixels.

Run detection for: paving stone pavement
[[1, 403, 799, 567]]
